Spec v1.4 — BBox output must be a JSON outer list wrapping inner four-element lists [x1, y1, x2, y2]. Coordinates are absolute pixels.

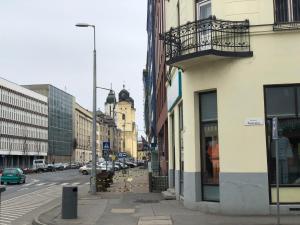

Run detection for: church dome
[[118, 85, 135, 108], [105, 90, 116, 104], [129, 97, 134, 108], [119, 89, 130, 102]]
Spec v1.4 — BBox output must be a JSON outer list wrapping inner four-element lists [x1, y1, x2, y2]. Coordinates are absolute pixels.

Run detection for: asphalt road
[[0, 169, 90, 225]]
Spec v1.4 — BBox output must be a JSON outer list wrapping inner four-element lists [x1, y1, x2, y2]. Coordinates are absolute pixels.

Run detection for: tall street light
[[76, 23, 97, 195]]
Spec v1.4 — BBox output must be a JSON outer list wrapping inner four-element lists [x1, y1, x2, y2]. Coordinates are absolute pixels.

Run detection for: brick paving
[[108, 168, 149, 193]]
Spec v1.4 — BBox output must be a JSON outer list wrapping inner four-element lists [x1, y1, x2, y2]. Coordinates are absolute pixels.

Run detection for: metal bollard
[[62, 186, 78, 219]]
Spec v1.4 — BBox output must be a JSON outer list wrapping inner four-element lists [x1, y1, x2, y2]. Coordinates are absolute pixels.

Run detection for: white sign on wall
[[167, 71, 182, 112], [244, 118, 264, 126]]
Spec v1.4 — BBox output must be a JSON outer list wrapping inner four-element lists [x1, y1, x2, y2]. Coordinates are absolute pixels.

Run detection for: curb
[[31, 202, 60, 225], [32, 216, 48, 225]]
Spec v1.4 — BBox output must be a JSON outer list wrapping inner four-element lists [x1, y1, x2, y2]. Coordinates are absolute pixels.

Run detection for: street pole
[[272, 117, 280, 225], [91, 25, 97, 195], [76, 23, 97, 195]]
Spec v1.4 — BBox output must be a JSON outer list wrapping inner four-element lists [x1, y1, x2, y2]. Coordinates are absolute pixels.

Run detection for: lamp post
[[76, 23, 97, 195]]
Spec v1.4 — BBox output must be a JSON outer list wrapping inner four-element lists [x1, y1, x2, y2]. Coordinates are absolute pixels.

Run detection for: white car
[[79, 164, 102, 175]]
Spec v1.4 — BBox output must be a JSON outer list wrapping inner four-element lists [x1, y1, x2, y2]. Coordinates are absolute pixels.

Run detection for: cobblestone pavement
[[109, 168, 149, 193]]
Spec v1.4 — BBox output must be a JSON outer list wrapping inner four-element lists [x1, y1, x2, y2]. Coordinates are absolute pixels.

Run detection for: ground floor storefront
[[167, 42, 300, 214], [0, 154, 45, 169]]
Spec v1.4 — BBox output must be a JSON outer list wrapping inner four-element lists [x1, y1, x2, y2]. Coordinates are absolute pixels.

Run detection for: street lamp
[[76, 23, 97, 195]]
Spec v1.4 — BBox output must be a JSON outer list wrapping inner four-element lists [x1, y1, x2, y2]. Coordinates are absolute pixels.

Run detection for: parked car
[[62, 163, 70, 170], [1, 168, 26, 184], [54, 163, 64, 170], [125, 161, 137, 168], [33, 159, 47, 172], [22, 168, 35, 174], [46, 164, 56, 172], [79, 164, 102, 175], [70, 163, 80, 169]]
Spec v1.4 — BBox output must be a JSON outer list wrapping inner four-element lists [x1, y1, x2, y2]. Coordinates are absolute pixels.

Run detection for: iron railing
[[161, 16, 252, 64]]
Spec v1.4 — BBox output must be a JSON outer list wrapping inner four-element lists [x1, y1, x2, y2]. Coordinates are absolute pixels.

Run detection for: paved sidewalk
[[33, 169, 300, 225]]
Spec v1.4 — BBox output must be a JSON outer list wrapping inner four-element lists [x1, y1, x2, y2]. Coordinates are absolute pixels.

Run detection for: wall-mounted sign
[[244, 118, 264, 126], [167, 71, 182, 112]]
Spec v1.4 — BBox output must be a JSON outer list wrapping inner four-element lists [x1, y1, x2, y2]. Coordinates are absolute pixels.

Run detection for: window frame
[[264, 84, 300, 204], [274, 0, 300, 24], [199, 90, 220, 202], [196, 0, 212, 21]]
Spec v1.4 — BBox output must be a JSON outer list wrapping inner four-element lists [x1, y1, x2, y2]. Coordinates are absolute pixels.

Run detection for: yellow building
[[114, 87, 138, 159], [164, 0, 300, 215]]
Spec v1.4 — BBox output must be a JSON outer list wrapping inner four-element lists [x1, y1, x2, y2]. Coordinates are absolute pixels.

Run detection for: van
[[33, 159, 47, 172]]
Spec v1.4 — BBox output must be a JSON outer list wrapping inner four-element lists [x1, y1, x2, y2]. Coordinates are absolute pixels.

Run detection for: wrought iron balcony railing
[[161, 16, 253, 65]]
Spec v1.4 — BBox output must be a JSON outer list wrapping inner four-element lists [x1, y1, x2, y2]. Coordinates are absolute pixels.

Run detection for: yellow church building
[[105, 86, 138, 159]]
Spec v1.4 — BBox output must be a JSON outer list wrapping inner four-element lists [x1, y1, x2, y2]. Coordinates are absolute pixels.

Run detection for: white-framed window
[[196, 0, 211, 20]]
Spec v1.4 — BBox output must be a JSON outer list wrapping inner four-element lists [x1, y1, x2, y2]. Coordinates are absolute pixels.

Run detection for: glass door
[[196, 0, 212, 50]]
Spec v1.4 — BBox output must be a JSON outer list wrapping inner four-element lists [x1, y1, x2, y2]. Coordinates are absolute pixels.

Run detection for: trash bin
[[62, 186, 78, 219]]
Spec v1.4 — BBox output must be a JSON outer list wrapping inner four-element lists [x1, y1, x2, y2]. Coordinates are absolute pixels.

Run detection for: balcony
[[161, 16, 253, 68]]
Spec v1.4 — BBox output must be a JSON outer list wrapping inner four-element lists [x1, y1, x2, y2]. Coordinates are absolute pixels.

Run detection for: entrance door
[[196, 0, 212, 50]]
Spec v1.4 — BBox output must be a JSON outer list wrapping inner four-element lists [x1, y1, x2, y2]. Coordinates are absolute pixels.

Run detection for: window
[[265, 85, 300, 188], [200, 91, 219, 202], [196, 0, 212, 50], [274, 0, 300, 23], [196, 0, 211, 20]]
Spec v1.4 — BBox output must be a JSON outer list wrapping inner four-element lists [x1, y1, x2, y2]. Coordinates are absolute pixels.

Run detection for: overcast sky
[[0, 0, 147, 135]]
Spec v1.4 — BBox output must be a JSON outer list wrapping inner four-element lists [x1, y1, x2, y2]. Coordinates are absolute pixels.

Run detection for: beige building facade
[[165, 0, 300, 215], [73, 103, 105, 163]]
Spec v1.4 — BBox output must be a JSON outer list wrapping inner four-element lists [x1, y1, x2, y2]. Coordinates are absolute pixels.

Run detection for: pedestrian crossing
[[4, 181, 90, 192], [21, 181, 89, 188], [0, 181, 90, 225], [0, 185, 61, 225]]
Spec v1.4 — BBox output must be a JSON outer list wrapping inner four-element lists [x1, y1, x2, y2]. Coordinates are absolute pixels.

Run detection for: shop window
[[266, 86, 300, 189], [200, 91, 219, 202]]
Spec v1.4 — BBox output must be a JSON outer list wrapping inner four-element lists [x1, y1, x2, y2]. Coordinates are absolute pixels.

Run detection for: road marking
[[60, 183, 69, 186], [17, 188, 29, 192], [23, 183, 34, 187], [85, 182, 90, 185], [71, 182, 80, 186], [46, 182, 57, 186], [0, 214, 19, 219], [35, 183, 46, 186], [0, 185, 62, 225]]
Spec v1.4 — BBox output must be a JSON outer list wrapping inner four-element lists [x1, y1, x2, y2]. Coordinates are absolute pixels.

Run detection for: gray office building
[[23, 84, 75, 163]]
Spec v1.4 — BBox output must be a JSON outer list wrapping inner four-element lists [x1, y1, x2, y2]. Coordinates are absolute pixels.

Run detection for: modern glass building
[[23, 84, 75, 163]]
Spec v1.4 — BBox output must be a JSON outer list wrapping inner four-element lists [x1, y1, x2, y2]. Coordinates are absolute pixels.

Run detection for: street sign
[[117, 152, 127, 158], [103, 142, 110, 150]]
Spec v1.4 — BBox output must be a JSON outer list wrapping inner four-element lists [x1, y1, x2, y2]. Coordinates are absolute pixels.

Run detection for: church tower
[[105, 89, 116, 118]]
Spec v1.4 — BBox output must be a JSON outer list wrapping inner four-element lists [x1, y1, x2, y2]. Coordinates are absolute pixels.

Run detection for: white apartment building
[[0, 77, 48, 169]]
